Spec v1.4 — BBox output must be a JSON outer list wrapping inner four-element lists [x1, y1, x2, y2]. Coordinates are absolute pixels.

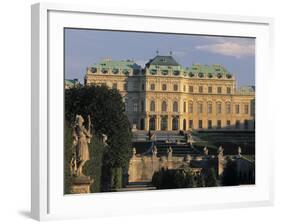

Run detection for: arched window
[[183, 102, 186, 113], [162, 84, 167, 91], [183, 119, 187, 130], [216, 102, 222, 114], [149, 117, 156, 130], [226, 102, 231, 114], [207, 102, 212, 114], [197, 102, 203, 113], [172, 117, 179, 130], [162, 101, 167, 112], [188, 101, 193, 113], [150, 100, 155, 112], [161, 117, 168, 130], [173, 101, 178, 112]]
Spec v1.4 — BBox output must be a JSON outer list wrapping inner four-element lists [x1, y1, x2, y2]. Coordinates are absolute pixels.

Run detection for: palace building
[[84, 54, 255, 131]]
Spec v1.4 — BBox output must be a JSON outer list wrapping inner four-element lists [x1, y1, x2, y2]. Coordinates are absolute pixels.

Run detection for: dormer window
[[161, 70, 168, 75], [90, 67, 97, 73]]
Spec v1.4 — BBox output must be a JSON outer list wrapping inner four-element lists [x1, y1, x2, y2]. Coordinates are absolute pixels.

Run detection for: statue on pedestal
[[71, 115, 92, 177]]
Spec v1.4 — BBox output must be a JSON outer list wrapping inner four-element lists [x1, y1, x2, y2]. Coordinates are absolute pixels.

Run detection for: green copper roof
[[146, 55, 180, 67], [91, 60, 141, 70], [187, 64, 230, 75], [65, 79, 78, 85]]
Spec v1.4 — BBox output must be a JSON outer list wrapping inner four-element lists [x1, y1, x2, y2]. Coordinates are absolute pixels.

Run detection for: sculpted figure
[[237, 146, 242, 157], [203, 146, 208, 156], [101, 133, 108, 146], [167, 146, 173, 158], [71, 115, 92, 176], [152, 145, 158, 157]]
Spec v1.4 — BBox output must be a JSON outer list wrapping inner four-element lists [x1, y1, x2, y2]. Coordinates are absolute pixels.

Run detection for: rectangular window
[[208, 86, 212, 93], [208, 103, 212, 114], [112, 83, 117, 89], [199, 86, 203, 93], [189, 86, 194, 93], [217, 120, 221, 129], [198, 103, 203, 113], [226, 120, 231, 128], [235, 120, 240, 129], [244, 119, 249, 129], [173, 84, 178, 91], [208, 120, 212, 129], [150, 83, 155, 90], [141, 83, 145, 91], [236, 104, 240, 114], [217, 87, 222, 94], [226, 103, 231, 114], [183, 85, 186, 92], [188, 102, 193, 113], [244, 104, 249, 114], [189, 120, 193, 128], [227, 87, 231, 94], [217, 103, 222, 114], [198, 120, 203, 129], [133, 103, 138, 112]]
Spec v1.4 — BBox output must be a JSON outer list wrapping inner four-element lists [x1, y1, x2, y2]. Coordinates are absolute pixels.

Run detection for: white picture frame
[[31, 2, 274, 221]]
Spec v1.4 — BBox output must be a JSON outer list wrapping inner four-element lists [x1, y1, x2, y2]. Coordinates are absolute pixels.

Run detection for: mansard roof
[[146, 55, 180, 67], [91, 59, 141, 70], [187, 64, 230, 75], [237, 86, 255, 94]]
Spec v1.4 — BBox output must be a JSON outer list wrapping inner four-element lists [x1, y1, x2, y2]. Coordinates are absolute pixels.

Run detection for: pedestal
[[70, 176, 91, 194]]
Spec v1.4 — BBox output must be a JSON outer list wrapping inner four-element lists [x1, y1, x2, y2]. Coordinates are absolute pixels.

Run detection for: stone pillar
[[70, 176, 91, 194], [145, 116, 149, 131], [167, 116, 172, 131]]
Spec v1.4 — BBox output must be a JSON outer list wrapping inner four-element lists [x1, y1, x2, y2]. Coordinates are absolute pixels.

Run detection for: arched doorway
[[149, 117, 156, 130], [172, 117, 179, 130], [140, 118, 145, 130], [183, 119, 186, 130]]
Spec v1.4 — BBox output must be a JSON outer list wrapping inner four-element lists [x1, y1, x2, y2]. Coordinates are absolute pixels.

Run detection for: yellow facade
[[85, 56, 255, 131]]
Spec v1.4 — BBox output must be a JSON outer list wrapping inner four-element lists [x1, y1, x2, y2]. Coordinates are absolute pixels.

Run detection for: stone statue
[[132, 147, 136, 157], [167, 146, 173, 158], [71, 115, 92, 176], [217, 146, 224, 157], [152, 145, 158, 157], [238, 146, 242, 157], [101, 133, 108, 146], [203, 146, 208, 156]]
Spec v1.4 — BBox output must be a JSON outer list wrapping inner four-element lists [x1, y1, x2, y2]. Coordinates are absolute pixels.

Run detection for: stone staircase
[[154, 141, 200, 157]]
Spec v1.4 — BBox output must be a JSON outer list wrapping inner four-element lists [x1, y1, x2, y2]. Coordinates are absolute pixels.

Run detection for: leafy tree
[[64, 123, 73, 194], [65, 85, 132, 190]]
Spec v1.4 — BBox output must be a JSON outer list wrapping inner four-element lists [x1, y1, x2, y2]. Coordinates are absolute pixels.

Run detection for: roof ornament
[[156, 49, 159, 55], [169, 50, 172, 56]]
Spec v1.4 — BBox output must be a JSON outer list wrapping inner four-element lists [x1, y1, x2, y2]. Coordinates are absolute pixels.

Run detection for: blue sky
[[65, 28, 255, 87]]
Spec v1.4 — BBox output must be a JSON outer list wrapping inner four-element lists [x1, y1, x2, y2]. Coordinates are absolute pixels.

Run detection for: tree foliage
[[65, 85, 132, 169], [152, 168, 195, 189], [65, 85, 133, 191]]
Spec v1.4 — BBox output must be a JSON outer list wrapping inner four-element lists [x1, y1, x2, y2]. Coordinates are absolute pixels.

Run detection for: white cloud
[[195, 38, 255, 58]]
